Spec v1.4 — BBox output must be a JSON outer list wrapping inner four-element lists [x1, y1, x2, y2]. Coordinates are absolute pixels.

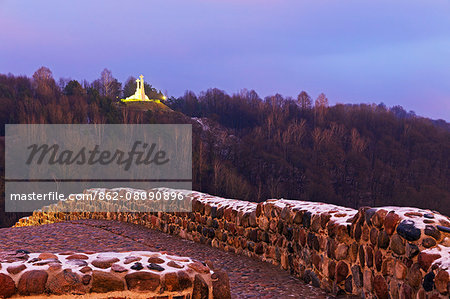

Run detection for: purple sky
[[1, 0, 449, 120]]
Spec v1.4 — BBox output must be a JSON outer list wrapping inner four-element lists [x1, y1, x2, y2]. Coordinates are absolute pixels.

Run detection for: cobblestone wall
[[0, 250, 230, 298], [15, 188, 450, 298]]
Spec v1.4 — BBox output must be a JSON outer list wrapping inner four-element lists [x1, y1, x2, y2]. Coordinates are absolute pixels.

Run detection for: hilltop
[[116, 100, 172, 112]]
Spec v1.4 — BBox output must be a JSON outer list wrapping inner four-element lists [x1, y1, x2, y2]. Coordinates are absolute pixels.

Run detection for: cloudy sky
[[1, 0, 449, 120]]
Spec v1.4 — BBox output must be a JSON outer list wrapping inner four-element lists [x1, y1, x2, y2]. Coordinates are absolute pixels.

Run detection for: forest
[[1, 67, 449, 227]]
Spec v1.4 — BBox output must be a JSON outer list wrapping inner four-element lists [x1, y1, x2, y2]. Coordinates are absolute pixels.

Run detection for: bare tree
[[32, 66, 56, 98], [100, 68, 114, 97], [297, 91, 312, 110], [314, 93, 329, 124]]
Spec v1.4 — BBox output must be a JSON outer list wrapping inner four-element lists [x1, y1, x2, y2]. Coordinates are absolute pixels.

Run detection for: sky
[[0, 0, 449, 120]]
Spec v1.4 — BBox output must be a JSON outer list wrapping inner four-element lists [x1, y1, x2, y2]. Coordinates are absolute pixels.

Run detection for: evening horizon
[[1, 0, 449, 120]]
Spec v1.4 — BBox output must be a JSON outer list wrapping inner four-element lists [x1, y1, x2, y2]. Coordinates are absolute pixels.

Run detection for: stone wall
[[0, 250, 230, 298], [15, 188, 450, 298]]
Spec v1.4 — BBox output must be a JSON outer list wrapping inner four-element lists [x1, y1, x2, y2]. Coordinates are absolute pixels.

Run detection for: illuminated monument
[[121, 75, 165, 102]]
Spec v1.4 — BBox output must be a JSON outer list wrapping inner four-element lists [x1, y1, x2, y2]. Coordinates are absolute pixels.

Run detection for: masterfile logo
[[5, 124, 192, 212], [25, 141, 170, 170], [6, 124, 191, 180]]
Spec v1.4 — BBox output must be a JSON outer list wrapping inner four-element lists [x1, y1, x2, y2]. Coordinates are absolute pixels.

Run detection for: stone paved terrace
[[0, 220, 331, 298]]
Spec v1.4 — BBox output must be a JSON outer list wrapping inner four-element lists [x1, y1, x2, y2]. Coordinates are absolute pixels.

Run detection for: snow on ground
[[370, 206, 450, 230], [192, 117, 210, 131], [268, 198, 358, 226]]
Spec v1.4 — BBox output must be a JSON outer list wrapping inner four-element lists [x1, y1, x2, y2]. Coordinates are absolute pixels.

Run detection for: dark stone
[[397, 220, 421, 241], [249, 229, 258, 242], [148, 257, 165, 264], [422, 237, 437, 248], [178, 271, 193, 290], [425, 225, 441, 240], [418, 252, 441, 272], [374, 275, 389, 299], [255, 243, 264, 255], [423, 271, 435, 292], [91, 257, 120, 269], [384, 211, 401, 235], [130, 262, 144, 270], [66, 254, 88, 260], [285, 227, 293, 241], [192, 274, 209, 299], [16, 249, 30, 254], [400, 283, 413, 299], [354, 223, 362, 241], [217, 207, 224, 218], [280, 207, 290, 220], [302, 270, 311, 284], [375, 250, 383, 272], [46, 269, 85, 295], [7, 264, 26, 275], [210, 206, 217, 218], [370, 228, 379, 245], [437, 225, 450, 233], [366, 246, 373, 268], [18, 270, 48, 295], [211, 219, 219, 229], [125, 272, 160, 291], [390, 234, 406, 255], [336, 261, 349, 283], [261, 232, 269, 243], [312, 253, 321, 270], [148, 263, 165, 272], [328, 261, 336, 280], [0, 273, 16, 298], [298, 229, 306, 246], [358, 245, 365, 268], [407, 263, 422, 289], [212, 270, 231, 299], [247, 241, 255, 252], [406, 243, 420, 259], [424, 213, 434, 219], [222, 232, 228, 242], [365, 208, 377, 225], [345, 275, 353, 293], [163, 272, 180, 292], [347, 224, 352, 237], [377, 230, 390, 249], [321, 213, 331, 228], [287, 243, 294, 254], [27, 258, 40, 263], [293, 210, 303, 224], [307, 233, 319, 251], [435, 270, 449, 294], [351, 265, 363, 288], [303, 211, 311, 228], [277, 221, 284, 234], [327, 239, 336, 259], [309, 271, 321, 288]]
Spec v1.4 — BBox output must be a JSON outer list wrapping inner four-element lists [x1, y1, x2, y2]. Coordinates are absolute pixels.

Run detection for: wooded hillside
[[1, 68, 449, 227]]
